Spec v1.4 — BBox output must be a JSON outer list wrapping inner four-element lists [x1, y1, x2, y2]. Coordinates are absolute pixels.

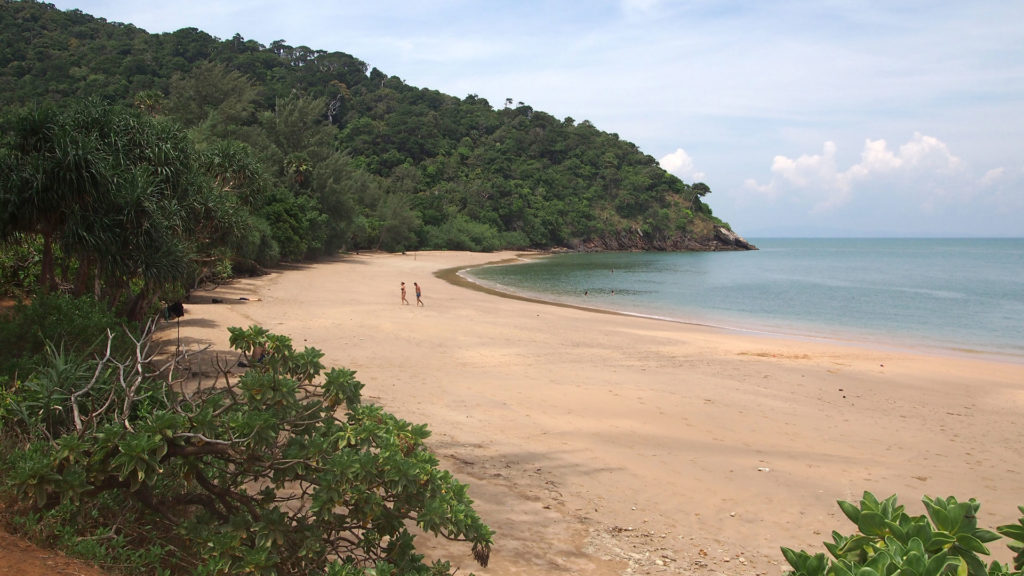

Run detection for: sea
[[462, 238, 1024, 362]]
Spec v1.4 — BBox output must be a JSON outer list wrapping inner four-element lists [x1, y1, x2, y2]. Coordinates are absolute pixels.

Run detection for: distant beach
[[161, 250, 1024, 576]]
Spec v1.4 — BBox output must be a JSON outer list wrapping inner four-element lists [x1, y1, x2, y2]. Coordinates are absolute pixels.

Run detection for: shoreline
[[449, 253, 1024, 366], [162, 250, 1024, 576]]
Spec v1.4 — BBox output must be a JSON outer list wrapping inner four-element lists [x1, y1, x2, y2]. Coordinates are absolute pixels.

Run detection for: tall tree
[[0, 100, 243, 319], [166, 61, 259, 138]]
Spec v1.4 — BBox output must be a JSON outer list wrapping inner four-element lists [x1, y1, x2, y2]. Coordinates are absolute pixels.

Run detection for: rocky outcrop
[[570, 226, 757, 252], [713, 226, 757, 250]]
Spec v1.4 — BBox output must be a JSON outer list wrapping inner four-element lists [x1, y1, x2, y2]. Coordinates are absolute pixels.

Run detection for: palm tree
[[1, 100, 245, 320], [1, 105, 106, 293]]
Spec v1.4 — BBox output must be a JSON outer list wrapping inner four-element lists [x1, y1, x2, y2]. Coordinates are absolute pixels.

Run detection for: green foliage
[[259, 187, 328, 260], [998, 507, 1024, 571], [0, 322, 493, 575], [423, 214, 503, 252], [375, 193, 421, 252], [0, 293, 125, 379], [0, 98, 246, 318], [165, 61, 259, 133], [782, 492, 1023, 576], [0, 232, 39, 297], [0, 0, 746, 261]]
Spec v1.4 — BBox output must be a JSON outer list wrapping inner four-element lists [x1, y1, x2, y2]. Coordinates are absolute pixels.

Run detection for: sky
[[48, 0, 1024, 237]]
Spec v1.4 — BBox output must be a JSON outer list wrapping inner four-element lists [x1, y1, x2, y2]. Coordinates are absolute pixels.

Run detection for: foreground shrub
[[0, 293, 127, 379], [783, 492, 1024, 576], [0, 322, 493, 575]]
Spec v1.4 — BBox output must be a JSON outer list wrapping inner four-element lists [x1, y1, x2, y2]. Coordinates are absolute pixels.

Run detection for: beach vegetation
[[0, 98, 246, 319], [782, 492, 1024, 576], [0, 317, 493, 575], [0, 0, 752, 284]]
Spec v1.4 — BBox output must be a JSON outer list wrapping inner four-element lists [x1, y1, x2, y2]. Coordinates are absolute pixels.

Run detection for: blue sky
[[50, 1, 1024, 237]]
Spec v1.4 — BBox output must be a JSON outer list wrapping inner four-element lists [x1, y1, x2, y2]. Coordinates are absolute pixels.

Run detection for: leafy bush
[[783, 492, 1024, 576], [0, 293, 127, 379], [0, 233, 40, 297], [424, 215, 503, 252], [0, 323, 493, 575]]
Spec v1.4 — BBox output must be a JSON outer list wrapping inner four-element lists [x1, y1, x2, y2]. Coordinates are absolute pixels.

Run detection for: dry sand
[[159, 250, 1024, 576]]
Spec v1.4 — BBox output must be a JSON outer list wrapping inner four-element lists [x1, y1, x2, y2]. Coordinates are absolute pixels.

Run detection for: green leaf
[[833, 561, 856, 576], [924, 497, 953, 532], [907, 537, 926, 557], [805, 552, 829, 576], [905, 550, 927, 576], [863, 492, 881, 510], [781, 546, 804, 570], [923, 551, 954, 576], [972, 528, 1000, 544], [837, 535, 875, 557], [886, 519, 908, 543], [954, 533, 989, 555], [859, 511, 888, 538], [839, 499, 862, 525], [959, 549, 987, 576], [865, 549, 892, 573], [927, 531, 956, 552], [998, 524, 1024, 542]]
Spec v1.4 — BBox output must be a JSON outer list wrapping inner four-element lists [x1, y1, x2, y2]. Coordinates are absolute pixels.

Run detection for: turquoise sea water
[[463, 238, 1024, 361]]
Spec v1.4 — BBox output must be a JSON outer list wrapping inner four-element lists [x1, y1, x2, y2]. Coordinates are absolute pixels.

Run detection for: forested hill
[[0, 0, 754, 261]]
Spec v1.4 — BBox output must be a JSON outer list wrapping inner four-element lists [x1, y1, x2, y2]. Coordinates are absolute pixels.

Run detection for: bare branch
[[71, 328, 114, 432]]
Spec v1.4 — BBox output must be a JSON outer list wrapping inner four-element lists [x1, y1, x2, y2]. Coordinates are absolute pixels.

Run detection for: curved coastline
[[167, 250, 1024, 575], [441, 254, 1024, 364], [435, 254, 623, 318]]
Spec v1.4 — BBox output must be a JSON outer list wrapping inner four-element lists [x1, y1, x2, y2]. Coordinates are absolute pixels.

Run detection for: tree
[[166, 61, 260, 137], [1, 1, 751, 256], [0, 323, 494, 575], [258, 187, 328, 261], [376, 193, 421, 252], [0, 100, 243, 318]]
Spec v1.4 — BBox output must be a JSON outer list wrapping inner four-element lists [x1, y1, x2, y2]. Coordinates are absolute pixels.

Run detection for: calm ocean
[[463, 238, 1024, 361]]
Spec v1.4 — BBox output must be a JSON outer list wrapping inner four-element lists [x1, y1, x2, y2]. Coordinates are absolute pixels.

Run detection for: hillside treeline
[[1, 0, 749, 315]]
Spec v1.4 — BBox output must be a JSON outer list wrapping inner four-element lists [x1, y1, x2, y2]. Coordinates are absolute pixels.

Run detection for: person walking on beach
[[414, 282, 423, 306], [401, 282, 409, 305]]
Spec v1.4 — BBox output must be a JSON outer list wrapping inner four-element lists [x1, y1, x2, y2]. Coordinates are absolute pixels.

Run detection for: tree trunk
[[72, 253, 92, 297], [40, 230, 56, 293], [124, 288, 157, 322]]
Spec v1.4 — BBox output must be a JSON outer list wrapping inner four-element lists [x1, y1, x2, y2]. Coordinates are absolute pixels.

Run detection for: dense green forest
[[0, 0, 760, 317], [0, 0, 751, 280]]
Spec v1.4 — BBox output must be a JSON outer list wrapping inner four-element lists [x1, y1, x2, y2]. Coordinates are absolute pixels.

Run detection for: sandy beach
[[159, 250, 1024, 576]]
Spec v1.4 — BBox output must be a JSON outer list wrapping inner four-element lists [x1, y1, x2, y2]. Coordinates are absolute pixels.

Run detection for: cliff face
[[572, 227, 757, 252]]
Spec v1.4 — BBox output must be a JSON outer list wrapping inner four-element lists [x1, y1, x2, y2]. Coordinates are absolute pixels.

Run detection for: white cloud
[[770, 141, 840, 189], [659, 148, 705, 182], [659, 148, 693, 173], [898, 132, 962, 171], [980, 167, 1005, 187], [746, 133, 968, 214], [857, 138, 903, 172]]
